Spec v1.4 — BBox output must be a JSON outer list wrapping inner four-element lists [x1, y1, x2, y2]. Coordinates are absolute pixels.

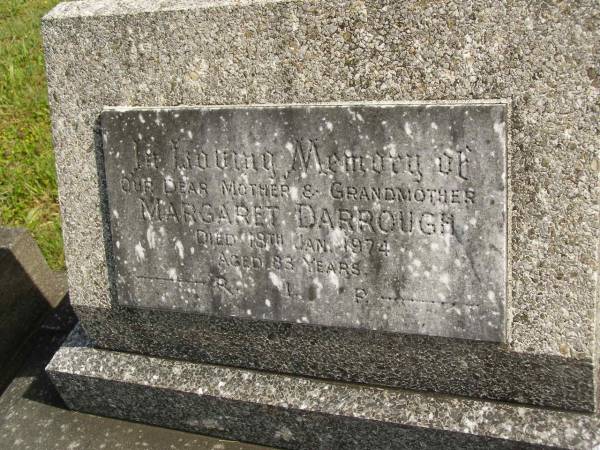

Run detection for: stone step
[[47, 326, 599, 450]]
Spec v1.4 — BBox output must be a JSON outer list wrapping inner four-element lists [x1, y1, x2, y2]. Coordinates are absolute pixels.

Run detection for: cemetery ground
[[0, 0, 63, 270]]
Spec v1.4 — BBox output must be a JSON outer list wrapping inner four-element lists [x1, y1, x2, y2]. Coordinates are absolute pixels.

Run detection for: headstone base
[[47, 327, 598, 450]]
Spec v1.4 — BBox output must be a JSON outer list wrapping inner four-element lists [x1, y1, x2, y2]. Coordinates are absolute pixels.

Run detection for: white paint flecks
[[383, 142, 397, 157], [146, 224, 157, 249], [175, 240, 184, 259], [329, 271, 339, 290], [134, 242, 145, 262], [312, 278, 323, 299], [285, 142, 294, 155], [269, 272, 283, 291], [274, 426, 294, 442], [440, 272, 450, 288], [329, 227, 345, 248]]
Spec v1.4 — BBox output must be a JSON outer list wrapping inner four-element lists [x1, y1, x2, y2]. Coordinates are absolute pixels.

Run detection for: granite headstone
[[42, 0, 599, 448], [102, 103, 507, 341]]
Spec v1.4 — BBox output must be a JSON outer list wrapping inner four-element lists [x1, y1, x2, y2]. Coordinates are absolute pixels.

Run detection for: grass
[[0, 0, 63, 270]]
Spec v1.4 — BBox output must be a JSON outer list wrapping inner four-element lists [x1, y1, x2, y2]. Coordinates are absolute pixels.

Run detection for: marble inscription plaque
[[101, 103, 507, 341]]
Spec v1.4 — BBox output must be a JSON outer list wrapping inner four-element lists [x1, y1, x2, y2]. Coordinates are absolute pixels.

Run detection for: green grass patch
[[0, 0, 63, 270]]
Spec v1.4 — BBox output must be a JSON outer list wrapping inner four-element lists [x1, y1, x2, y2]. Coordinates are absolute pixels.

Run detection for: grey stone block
[[101, 103, 508, 343], [47, 327, 598, 449], [0, 228, 67, 372], [41, 0, 599, 413]]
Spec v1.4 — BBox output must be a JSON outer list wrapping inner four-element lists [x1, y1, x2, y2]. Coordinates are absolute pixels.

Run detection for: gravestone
[[42, 1, 599, 448], [0, 227, 67, 389]]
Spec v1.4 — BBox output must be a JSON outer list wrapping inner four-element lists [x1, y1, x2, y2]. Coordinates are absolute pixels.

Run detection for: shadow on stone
[[0, 227, 68, 393]]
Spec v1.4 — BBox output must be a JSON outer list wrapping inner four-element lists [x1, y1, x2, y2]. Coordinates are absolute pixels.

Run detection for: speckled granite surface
[[41, 0, 599, 412], [0, 308, 268, 450], [47, 327, 598, 449]]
